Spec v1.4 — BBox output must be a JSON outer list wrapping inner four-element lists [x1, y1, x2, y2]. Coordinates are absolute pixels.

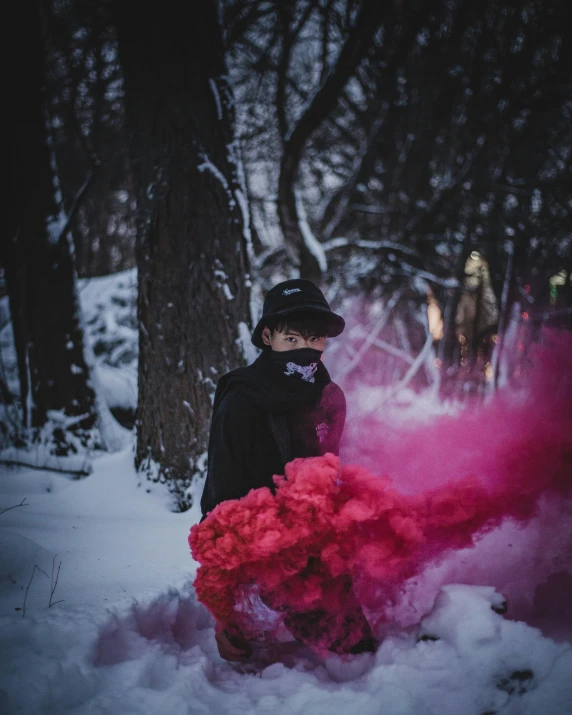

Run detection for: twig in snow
[[0, 497, 29, 516], [21, 565, 48, 617], [0, 460, 90, 478], [49, 555, 64, 608]]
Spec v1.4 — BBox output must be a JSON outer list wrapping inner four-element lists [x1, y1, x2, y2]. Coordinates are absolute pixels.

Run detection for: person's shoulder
[[323, 380, 346, 406], [214, 364, 255, 405], [217, 385, 253, 412], [325, 379, 345, 397]]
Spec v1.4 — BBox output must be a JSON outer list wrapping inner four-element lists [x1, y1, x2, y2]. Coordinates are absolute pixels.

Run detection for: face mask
[[271, 348, 323, 383]]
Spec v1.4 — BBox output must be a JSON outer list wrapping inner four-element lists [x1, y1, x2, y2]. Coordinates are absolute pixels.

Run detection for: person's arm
[[201, 392, 257, 517], [326, 383, 346, 456], [200, 394, 257, 659]]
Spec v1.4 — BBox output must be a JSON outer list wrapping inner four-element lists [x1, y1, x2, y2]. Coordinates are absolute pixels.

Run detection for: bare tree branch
[[0, 498, 29, 516], [334, 288, 404, 382], [278, 0, 391, 278]]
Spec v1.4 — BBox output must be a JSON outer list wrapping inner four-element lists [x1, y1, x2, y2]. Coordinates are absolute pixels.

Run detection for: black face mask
[[270, 348, 323, 383]]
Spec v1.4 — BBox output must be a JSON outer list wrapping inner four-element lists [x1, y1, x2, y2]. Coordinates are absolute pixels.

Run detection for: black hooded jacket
[[200, 350, 346, 517]]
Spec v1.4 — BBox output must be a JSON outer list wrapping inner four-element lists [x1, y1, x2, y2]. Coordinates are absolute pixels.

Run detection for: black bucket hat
[[251, 279, 345, 349]]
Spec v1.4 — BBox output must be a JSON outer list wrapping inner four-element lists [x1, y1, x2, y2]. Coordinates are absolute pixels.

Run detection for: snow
[[1, 443, 571, 714], [45, 109, 68, 246], [96, 363, 137, 412], [295, 189, 328, 273], [227, 136, 255, 261], [197, 153, 236, 210], [209, 78, 223, 121], [0, 445, 92, 476], [237, 321, 260, 365], [1, 263, 571, 713], [1, 270, 135, 464], [77, 269, 138, 413], [235, 187, 254, 260], [322, 237, 419, 258]]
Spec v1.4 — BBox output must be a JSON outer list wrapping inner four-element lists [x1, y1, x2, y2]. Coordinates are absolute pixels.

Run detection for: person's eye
[[286, 336, 297, 342]]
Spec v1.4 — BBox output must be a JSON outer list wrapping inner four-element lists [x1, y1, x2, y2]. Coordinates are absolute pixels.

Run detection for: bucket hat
[[251, 279, 345, 349]]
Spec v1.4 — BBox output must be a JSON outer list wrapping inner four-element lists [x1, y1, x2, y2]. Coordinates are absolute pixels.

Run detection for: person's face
[[261, 327, 327, 353]]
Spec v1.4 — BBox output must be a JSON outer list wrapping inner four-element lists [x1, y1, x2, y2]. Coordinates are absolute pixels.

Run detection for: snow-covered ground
[[1, 272, 571, 713], [0, 269, 138, 432], [1, 446, 571, 715], [78, 269, 138, 416]]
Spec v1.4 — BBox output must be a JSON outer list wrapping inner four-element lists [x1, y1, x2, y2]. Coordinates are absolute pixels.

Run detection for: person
[[200, 279, 374, 661]]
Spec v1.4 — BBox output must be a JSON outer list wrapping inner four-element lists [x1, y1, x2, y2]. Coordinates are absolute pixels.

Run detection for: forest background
[[3, 0, 571, 510]]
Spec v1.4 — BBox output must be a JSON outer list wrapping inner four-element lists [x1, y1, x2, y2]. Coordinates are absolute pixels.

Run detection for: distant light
[[549, 269, 567, 287], [470, 251, 481, 260], [427, 294, 444, 340], [522, 311, 529, 320], [485, 362, 493, 382]]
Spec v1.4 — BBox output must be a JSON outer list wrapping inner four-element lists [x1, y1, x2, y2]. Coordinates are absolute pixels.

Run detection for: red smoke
[[189, 331, 572, 654]]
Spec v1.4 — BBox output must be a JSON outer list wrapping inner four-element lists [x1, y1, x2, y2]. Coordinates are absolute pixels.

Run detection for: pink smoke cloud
[[189, 331, 572, 654]]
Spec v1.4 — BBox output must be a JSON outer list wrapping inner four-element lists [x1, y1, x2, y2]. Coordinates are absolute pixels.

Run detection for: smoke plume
[[189, 331, 572, 654]]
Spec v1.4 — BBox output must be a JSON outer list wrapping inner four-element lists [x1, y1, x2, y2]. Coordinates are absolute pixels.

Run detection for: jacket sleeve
[[200, 392, 257, 517], [323, 382, 346, 456]]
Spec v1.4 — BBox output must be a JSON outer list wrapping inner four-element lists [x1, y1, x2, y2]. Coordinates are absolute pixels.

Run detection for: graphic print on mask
[[271, 347, 323, 383], [284, 361, 319, 382]]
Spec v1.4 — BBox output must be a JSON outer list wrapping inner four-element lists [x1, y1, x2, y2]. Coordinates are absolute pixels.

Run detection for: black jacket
[[200, 351, 346, 517]]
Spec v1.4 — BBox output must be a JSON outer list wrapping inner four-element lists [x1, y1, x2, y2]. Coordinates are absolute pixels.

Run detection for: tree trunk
[[4, 0, 98, 449], [113, 0, 252, 507]]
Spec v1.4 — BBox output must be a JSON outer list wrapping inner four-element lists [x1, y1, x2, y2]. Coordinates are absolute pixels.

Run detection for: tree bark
[[3, 0, 98, 447], [113, 0, 252, 507]]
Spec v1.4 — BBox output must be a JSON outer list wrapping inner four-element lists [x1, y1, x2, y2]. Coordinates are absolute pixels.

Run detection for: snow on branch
[[197, 152, 236, 210], [44, 108, 96, 247], [400, 263, 459, 288], [295, 190, 327, 273], [208, 78, 223, 120], [53, 173, 95, 247], [227, 139, 254, 261], [322, 236, 418, 258]]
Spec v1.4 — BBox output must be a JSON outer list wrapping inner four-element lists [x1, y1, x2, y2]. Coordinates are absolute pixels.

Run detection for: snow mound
[[0, 531, 58, 617], [1, 447, 570, 714], [2, 583, 571, 714], [80, 269, 138, 415]]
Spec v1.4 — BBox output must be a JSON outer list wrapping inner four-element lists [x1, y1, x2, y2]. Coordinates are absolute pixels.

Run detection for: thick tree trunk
[[114, 0, 252, 506], [4, 0, 98, 447]]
